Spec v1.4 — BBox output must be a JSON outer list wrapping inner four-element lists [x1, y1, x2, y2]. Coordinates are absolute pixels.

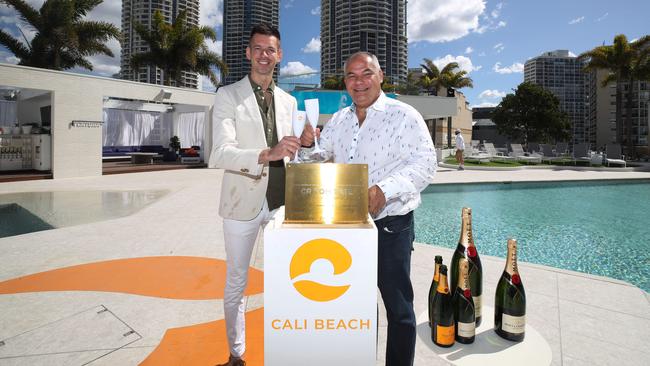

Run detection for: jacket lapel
[[276, 91, 295, 140], [235, 77, 266, 145]]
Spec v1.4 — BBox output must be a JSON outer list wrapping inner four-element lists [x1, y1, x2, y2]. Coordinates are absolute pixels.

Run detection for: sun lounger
[[540, 144, 564, 164], [572, 143, 591, 165], [483, 142, 515, 162], [605, 144, 626, 167], [510, 143, 542, 164]]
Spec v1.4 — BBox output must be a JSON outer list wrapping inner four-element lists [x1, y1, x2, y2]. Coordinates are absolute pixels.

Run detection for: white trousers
[[222, 200, 271, 358]]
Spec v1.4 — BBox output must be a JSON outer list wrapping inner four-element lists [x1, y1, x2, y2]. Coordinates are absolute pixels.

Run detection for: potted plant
[[165, 136, 181, 161]]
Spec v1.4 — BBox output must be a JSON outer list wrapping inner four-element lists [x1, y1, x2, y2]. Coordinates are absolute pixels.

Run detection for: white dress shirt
[[455, 133, 465, 150], [320, 92, 437, 220]]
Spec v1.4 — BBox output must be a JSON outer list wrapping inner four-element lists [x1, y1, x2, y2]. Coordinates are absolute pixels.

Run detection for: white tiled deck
[[0, 167, 648, 365]]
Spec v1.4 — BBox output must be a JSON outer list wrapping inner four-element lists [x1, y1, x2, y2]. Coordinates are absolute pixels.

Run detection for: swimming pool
[[415, 180, 650, 292], [0, 190, 168, 238]]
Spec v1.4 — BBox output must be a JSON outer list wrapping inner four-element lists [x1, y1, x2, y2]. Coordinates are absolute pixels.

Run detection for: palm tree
[[421, 58, 474, 147], [579, 34, 650, 156], [0, 0, 120, 70], [420, 59, 474, 95], [130, 10, 227, 88]]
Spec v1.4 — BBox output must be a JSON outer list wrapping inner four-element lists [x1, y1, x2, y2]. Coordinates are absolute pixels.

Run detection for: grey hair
[[343, 51, 381, 72]]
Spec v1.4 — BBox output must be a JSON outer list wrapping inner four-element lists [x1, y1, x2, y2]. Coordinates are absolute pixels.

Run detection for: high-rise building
[[120, 0, 200, 88], [524, 50, 592, 146], [591, 70, 650, 151], [320, 0, 408, 85], [222, 0, 280, 86]]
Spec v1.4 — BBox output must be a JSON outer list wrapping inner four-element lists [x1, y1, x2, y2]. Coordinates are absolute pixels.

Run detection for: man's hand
[[300, 123, 320, 147], [259, 136, 301, 163], [368, 185, 386, 217]]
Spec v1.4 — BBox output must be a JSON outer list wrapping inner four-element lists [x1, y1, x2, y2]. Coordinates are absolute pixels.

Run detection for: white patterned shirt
[[320, 92, 437, 220]]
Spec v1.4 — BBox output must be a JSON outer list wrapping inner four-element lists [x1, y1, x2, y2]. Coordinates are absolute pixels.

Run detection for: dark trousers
[[375, 211, 416, 366]]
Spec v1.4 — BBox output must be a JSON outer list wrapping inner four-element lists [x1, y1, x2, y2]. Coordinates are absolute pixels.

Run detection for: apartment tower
[[320, 0, 408, 85], [222, 0, 280, 86], [524, 50, 592, 146], [120, 0, 200, 88]]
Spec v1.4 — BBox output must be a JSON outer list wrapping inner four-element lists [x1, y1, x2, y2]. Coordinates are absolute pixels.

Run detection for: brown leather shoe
[[216, 355, 245, 366]]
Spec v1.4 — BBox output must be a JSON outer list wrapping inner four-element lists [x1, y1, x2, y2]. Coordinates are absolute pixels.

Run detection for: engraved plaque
[[285, 163, 368, 224]]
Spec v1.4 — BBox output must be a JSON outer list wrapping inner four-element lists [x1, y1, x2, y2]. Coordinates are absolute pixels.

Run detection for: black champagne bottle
[[453, 258, 475, 343], [494, 238, 526, 342], [428, 255, 443, 327], [431, 265, 455, 347], [450, 207, 483, 326]]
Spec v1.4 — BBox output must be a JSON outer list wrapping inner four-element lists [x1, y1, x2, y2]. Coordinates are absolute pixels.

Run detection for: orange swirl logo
[[289, 238, 352, 302]]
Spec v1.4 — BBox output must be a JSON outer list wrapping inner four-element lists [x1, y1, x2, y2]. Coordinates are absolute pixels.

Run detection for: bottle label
[[457, 321, 475, 338], [473, 295, 482, 318], [501, 313, 526, 334], [436, 324, 455, 345]]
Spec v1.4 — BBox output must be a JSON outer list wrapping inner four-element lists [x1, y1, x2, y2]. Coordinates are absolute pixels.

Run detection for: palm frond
[[0, 29, 30, 59], [2, 0, 41, 30]]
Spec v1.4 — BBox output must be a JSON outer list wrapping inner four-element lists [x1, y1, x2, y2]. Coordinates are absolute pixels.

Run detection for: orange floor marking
[[139, 307, 264, 366], [0, 256, 263, 299]]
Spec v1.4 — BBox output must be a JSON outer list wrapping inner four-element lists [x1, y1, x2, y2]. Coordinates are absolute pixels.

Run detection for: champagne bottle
[[494, 238, 526, 342], [450, 207, 483, 326], [428, 255, 443, 327], [453, 258, 475, 344], [431, 265, 455, 347]]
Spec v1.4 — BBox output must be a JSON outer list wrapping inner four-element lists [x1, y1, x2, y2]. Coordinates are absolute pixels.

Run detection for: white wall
[[0, 63, 215, 179]]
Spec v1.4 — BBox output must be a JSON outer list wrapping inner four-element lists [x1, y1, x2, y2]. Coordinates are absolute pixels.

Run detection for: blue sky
[[1, 0, 648, 108]]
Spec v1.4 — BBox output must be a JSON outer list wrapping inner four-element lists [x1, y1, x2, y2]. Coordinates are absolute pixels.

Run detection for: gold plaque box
[[284, 163, 368, 224]]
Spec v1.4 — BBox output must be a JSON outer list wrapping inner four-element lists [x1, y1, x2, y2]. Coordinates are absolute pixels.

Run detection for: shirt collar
[[248, 75, 275, 93], [350, 92, 387, 113]]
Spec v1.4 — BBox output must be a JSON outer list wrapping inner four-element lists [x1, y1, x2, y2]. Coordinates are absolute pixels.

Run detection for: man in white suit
[[209, 23, 302, 366]]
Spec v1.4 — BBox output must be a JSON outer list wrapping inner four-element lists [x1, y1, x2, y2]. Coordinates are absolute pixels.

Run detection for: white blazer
[[208, 76, 297, 220]]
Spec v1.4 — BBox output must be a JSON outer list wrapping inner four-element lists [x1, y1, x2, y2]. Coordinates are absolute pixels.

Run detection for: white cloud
[[206, 40, 222, 57], [302, 37, 321, 54], [408, 0, 486, 43], [568, 51, 577, 57], [569, 16, 585, 25], [490, 2, 503, 18], [311, 6, 321, 15], [478, 89, 506, 99], [478, 51, 486, 57], [81, 38, 121, 76], [201, 0, 223, 28], [280, 61, 317, 77], [0, 49, 19, 64], [284, 0, 296, 9], [430, 54, 481, 73], [471, 102, 498, 108], [475, 1, 505, 34], [465, 47, 474, 54], [493, 62, 524, 74], [596, 12, 609, 22], [493, 43, 505, 53]]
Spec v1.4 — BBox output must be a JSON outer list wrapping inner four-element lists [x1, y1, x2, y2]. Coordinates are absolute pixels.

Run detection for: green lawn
[[443, 156, 603, 167]]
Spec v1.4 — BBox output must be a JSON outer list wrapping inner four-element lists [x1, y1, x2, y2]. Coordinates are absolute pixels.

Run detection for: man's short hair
[[249, 23, 281, 43], [343, 51, 381, 72]]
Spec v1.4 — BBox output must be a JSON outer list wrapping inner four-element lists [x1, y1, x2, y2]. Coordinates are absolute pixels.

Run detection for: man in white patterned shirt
[[302, 51, 437, 366]]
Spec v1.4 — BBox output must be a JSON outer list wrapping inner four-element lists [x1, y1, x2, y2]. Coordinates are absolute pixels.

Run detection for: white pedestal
[[264, 207, 378, 366]]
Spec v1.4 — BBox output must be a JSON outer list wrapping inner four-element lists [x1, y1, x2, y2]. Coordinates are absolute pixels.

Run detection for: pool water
[[415, 180, 650, 292], [0, 190, 167, 238]]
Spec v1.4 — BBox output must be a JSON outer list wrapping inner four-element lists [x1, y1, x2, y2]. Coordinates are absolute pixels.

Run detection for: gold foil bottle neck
[[459, 207, 474, 247], [505, 238, 519, 276], [437, 266, 449, 294], [458, 258, 470, 290]]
